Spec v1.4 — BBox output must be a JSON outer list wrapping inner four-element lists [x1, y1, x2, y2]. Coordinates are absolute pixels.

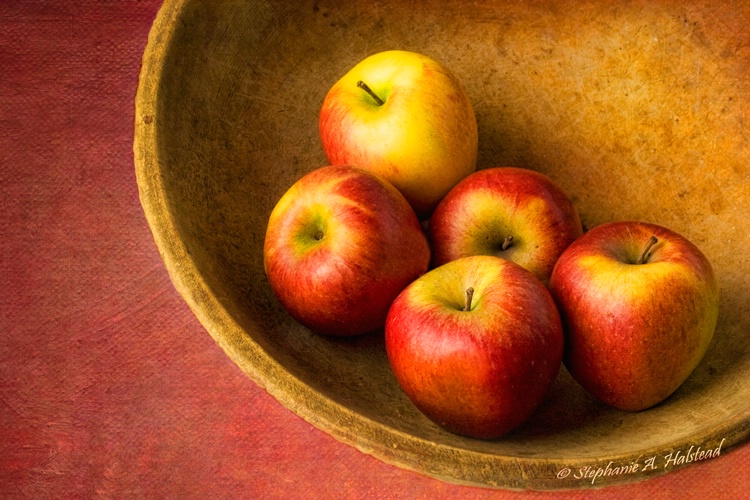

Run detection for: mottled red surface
[[1, 1, 749, 498]]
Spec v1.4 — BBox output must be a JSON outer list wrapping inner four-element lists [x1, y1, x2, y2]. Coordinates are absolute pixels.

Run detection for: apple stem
[[357, 80, 384, 106], [501, 235, 514, 251], [463, 287, 474, 312], [637, 235, 658, 264]]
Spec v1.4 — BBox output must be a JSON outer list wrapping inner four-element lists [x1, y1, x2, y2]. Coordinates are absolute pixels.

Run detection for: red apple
[[264, 165, 430, 336], [385, 255, 564, 439], [549, 221, 720, 411], [428, 167, 583, 286], [319, 50, 478, 219]]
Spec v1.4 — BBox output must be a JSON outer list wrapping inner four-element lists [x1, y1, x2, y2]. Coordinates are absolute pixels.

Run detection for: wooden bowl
[[134, 0, 750, 489]]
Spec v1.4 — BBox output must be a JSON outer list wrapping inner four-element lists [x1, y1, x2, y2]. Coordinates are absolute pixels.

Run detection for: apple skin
[[385, 255, 564, 439], [319, 50, 478, 219], [428, 167, 583, 286], [263, 165, 430, 336], [549, 221, 720, 411]]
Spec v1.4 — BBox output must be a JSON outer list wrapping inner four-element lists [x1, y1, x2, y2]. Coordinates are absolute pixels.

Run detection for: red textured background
[[1, 1, 749, 498]]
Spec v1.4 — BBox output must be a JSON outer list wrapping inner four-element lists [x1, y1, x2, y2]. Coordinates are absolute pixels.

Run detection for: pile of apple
[[263, 50, 720, 440]]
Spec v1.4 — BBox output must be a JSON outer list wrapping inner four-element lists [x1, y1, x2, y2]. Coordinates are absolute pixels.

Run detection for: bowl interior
[[135, 0, 750, 489]]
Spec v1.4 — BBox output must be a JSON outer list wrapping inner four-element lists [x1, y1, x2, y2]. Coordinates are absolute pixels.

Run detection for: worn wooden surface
[[134, 0, 750, 491], [3, 0, 750, 497]]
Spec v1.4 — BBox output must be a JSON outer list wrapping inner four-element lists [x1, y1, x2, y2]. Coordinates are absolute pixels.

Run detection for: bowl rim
[[133, 0, 750, 490]]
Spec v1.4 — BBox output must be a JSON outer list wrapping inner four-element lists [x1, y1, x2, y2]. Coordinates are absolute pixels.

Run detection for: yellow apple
[[319, 50, 478, 219]]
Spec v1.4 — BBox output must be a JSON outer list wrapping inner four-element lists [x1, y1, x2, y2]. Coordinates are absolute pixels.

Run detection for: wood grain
[[134, 0, 750, 489]]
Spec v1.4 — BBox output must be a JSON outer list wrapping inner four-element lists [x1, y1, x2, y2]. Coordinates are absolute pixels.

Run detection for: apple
[[263, 165, 430, 336], [549, 221, 720, 411], [319, 50, 478, 219], [428, 167, 583, 286], [385, 255, 564, 439]]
